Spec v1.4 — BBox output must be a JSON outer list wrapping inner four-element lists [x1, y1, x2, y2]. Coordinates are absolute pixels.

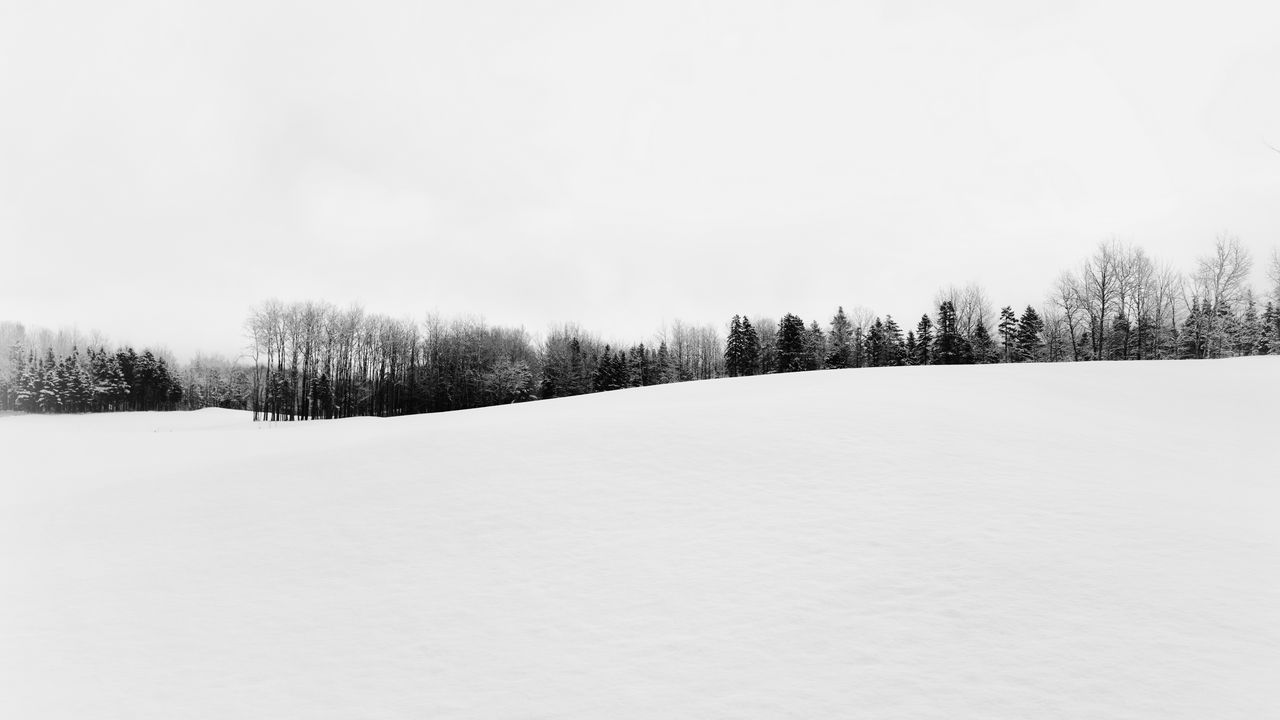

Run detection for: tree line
[[0, 342, 184, 413], [720, 237, 1276, 375], [241, 302, 725, 420], [3, 236, 1279, 417]]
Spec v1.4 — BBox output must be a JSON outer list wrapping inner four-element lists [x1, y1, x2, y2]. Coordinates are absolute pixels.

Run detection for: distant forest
[[3, 237, 1278, 419]]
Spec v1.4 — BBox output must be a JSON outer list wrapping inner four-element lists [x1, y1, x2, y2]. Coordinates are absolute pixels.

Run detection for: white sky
[[3, 0, 1279, 359]]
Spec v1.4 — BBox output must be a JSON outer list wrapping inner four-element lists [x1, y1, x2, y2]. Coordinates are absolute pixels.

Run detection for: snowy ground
[[2, 359, 1278, 719]]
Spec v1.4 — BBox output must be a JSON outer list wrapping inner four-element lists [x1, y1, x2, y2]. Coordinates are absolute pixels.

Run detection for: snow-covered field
[[2, 359, 1277, 719]]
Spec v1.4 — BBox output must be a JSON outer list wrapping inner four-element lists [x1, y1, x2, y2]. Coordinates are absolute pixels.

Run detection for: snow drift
[[2, 358, 1278, 719]]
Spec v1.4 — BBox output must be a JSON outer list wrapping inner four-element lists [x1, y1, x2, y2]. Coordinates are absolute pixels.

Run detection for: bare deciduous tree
[[1193, 235, 1252, 358]]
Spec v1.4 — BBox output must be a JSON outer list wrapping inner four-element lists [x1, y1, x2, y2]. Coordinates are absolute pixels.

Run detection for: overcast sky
[[3, 0, 1279, 359]]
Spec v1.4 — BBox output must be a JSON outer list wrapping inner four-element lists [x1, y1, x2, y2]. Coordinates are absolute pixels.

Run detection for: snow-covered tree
[[826, 307, 854, 369], [1016, 307, 1044, 362]]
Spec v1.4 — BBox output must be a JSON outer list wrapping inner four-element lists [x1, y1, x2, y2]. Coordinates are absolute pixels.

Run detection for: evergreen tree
[[970, 322, 997, 364], [804, 321, 825, 370], [775, 314, 808, 372], [739, 318, 760, 375], [614, 349, 629, 389], [656, 341, 673, 383], [63, 349, 92, 412], [998, 306, 1018, 362], [1207, 303, 1236, 359], [1135, 312, 1160, 360], [1108, 312, 1131, 360], [2, 341, 24, 411], [864, 318, 886, 367], [826, 306, 854, 368], [1016, 306, 1044, 362], [37, 349, 60, 412], [1237, 293, 1261, 356], [1179, 299, 1208, 359], [16, 351, 38, 412], [851, 325, 866, 368], [94, 353, 129, 411], [53, 353, 75, 411], [1261, 302, 1277, 356], [593, 345, 616, 391], [724, 315, 745, 376], [933, 301, 972, 365], [904, 331, 918, 365], [883, 315, 905, 366], [628, 344, 650, 386], [913, 315, 933, 366]]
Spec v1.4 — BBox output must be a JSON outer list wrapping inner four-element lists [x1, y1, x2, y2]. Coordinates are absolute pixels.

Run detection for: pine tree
[[656, 341, 673, 383], [724, 315, 744, 376], [1108, 312, 1132, 360], [94, 353, 129, 411], [826, 306, 854, 368], [15, 351, 37, 412], [1261, 302, 1277, 356], [1015, 306, 1044, 362], [1135, 312, 1160, 360], [64, 349, 92, 412], [1208, 303, 1236, 359], [904, 331, 918, 365], [1178, 303, 1196, 359], [970, 322, 997, 364], [883, 315, 905, 366], [51, 353, 74, 412], [2, 341, 24, 412], [775, 314, 808, 372], [740, 318, 760, 375], [607, 349, 624, 389], [37, 349, 60, 413], [1238, 292, 1261, 356], [998, 306, 1018, 362], [913, 315, 933, 366], [933, 301, 971, 365], [804, 321, 825, 370], [628, 344, 650, 386], [864, 318, 886, 367], [593, 345, 615, 391]]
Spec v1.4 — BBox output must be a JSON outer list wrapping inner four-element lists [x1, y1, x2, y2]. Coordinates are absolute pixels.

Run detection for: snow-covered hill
[[2, 359, 1278, 719]]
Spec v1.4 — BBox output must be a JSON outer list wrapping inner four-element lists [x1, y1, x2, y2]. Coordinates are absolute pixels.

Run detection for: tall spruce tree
[[883, 315, 905, 366], [740, 318, 760, 375], [37, 349, 59, 412], [804, 321, 825, 370], [724, 315, 745, 376], [826, 306, 854, 368], [593, 345, 614, 391], [16, 351, 38, 412], [1261, 302, 1277, 355], [970, 322, 997, 364], [775, 314, 808, 372], [1180, 301, 1204, 360], [1238, 294, 1261, 356], [1016, 306, 1044, 362], [913, 315, 934, 366], [933, 301, 971, 365], [864, 318, 886, 367], [1109, 313, 1132, 360], [652, 341, 670, 383], [998, 306, 1018, 362], [904, 331, 918, 365]]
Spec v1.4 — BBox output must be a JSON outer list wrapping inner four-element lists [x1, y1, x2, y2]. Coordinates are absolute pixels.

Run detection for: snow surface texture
[[2, 359, 1278, 719]]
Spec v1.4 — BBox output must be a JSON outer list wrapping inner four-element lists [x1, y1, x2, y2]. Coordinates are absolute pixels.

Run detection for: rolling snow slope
[[1, 358, 1278, 719]]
